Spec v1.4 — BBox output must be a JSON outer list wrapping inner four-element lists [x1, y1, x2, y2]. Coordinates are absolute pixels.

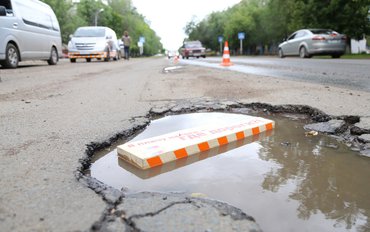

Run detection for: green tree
[[41, 0, 85, 43], [42, 0, 162, 56], [76, 0, 105, 26], [298, 0, 370, 40], [185, 0, 370, 54]]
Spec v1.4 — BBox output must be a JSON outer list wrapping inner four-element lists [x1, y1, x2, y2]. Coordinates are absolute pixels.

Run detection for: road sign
[[238, 32, 245, 40], [238, 32, 246, 55], [218, 36, 223, 55], [218, 36, 223, 43], [139, 36, 145, 43]]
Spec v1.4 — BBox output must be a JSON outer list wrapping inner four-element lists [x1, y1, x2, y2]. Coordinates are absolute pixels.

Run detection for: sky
[[131, 0, 241, 50]]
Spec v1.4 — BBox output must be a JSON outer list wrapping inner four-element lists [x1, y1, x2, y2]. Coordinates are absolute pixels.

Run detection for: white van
[[0, 0, 62, 69], [68, 26, 120, 63]]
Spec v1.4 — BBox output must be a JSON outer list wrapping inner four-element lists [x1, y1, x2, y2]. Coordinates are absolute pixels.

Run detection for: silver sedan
[[278, 29, 347, 58]]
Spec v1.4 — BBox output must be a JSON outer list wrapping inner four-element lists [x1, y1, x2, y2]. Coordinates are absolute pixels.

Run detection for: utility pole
[[94, 8, 104, 26]]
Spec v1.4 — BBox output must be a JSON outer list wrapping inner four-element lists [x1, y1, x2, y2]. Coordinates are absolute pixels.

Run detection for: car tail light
[[312, 36, 326, 40]]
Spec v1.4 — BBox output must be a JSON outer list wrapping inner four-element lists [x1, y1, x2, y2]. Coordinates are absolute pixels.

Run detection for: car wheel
[[331, 55, 341, 58], [278, 48, 285, 58], [202, 55, 206, 58], [47, 47, 58, 65], [3, 43, 19, 68], [70, 58, 76, 63], [299, 46, 309, 58], [86, 58, 91, 62], [186, 56, 189, 59]]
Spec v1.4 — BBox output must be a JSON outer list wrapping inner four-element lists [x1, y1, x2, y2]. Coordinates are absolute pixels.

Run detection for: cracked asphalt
[[0, 57, 369, 231]]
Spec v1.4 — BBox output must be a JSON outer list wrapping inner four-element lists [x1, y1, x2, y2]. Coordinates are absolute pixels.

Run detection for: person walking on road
[[122, 31, 131, 60]]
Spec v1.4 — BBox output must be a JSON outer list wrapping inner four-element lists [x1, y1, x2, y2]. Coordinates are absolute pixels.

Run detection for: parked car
[[278, 29, 347, 58], [180, 41, 206, 59], [68, 26, 120, 63], [0, 0, 62, 68]]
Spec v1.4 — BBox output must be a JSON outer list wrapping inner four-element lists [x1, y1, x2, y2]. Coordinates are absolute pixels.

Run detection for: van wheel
[[3, 43, 19, 68], [70, 58, 76, 63], [86, 58, 91, 62], [47, 47, 58, 65]]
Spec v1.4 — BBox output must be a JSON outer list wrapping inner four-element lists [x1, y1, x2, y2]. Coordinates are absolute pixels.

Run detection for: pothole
[[77, 102, 370, 232]]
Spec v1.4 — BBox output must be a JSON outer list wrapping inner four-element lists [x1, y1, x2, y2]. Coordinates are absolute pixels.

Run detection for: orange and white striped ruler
[[117, 116, 275, 169]]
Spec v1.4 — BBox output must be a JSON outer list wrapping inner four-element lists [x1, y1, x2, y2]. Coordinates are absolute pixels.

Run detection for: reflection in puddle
[[90, 113, 370, 232]]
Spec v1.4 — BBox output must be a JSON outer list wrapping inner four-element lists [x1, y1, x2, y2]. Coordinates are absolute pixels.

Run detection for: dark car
[[278, 29, 347, 58], [180, 41, 206, 59]]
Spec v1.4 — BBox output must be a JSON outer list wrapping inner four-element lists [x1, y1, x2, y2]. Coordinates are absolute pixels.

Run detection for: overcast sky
[[131, 0, 241, 50]]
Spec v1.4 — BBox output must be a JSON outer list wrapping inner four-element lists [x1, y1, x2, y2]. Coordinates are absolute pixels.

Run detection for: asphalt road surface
[[181, 57, 370, 92], [1, 57, 369, 231]]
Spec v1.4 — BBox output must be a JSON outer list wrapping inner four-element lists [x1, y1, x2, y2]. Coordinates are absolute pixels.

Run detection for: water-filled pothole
[[88, 112, 370, 232]]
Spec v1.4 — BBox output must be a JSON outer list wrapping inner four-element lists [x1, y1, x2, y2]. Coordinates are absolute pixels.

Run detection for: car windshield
[[74, 28, 105, 37], [185, 42, 202, 48], [309, 29, 336, 35]]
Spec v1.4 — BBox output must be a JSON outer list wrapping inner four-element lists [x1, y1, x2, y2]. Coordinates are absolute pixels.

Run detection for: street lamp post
[[94, 8, 104, 26]]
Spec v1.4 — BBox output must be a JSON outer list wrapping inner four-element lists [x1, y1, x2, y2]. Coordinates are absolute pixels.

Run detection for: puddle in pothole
[[89, 112, 370, 232]]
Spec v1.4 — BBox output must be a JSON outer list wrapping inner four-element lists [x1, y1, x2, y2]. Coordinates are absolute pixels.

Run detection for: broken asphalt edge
[[74, 100, 370, 231]]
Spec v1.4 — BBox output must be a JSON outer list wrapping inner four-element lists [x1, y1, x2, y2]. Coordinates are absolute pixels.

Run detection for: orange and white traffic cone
[[174, 55, 179, 64], [220, 41, 233, 66]]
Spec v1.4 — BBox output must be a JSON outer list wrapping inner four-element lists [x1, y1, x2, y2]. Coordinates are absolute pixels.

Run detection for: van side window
[[50, 14, 60, 32], [0, 0, 13, 15], [16, 1, 58, 31]]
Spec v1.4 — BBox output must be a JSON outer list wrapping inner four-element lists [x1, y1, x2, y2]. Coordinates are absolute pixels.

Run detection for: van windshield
[[74, 28, 105, 37]]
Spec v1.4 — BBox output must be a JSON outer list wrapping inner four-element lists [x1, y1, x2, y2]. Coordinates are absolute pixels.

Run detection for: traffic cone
[[174, 55, 179, 64], [220, 41, 233, 66]]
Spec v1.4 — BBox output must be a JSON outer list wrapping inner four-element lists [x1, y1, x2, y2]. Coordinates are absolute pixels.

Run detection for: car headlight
[[68, 41, 75, 50]]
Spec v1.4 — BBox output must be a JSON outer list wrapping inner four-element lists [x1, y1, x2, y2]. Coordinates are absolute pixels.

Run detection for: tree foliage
[[185, 0, 370, 53], [41, 0, 162, 56]]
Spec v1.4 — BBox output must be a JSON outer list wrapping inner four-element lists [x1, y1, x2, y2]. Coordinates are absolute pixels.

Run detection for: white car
[[68, 26, 120, 62]]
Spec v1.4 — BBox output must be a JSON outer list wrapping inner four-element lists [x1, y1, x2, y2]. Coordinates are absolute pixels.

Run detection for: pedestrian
[[121, 31, 131, 60]]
